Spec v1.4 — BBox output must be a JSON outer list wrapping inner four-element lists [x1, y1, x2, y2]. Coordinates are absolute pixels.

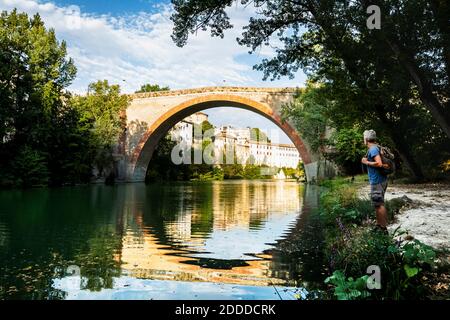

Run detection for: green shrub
[[325, 270, 371, 300], [325, 227, 437, 299], [319, 178, 438, 300], [320, 184, 373, 225], [12, 146, 49, 187]]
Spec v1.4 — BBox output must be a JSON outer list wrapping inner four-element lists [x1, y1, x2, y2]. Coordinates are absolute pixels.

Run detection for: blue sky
[[51, 0, 170, 15], [0, 0, 307, 143]]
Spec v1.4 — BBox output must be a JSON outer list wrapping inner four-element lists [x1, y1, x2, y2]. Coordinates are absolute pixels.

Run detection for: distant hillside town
[[170, 112, 301, 169]]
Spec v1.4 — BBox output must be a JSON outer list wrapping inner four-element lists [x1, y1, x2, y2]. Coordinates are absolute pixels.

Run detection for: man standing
[[361, 130, 389, 232]]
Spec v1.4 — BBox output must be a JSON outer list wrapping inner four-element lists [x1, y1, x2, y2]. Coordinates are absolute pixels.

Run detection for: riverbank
[[301, 176, 450, 300], [359, 182, 450, 251], [359, 181, 450, 299]]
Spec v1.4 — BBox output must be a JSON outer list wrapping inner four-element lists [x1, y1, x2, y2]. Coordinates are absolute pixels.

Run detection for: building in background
[[170, 112, 209, 146], [170, 115, 301, 169]]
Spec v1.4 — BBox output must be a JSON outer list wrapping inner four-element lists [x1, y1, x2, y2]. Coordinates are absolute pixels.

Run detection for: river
[[0, 180, 326, 300]]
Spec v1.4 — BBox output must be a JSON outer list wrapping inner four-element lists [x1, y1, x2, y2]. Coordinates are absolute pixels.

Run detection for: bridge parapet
[[130, 86, 298, 99]]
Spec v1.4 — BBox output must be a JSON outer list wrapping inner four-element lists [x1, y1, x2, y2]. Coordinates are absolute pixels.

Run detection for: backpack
[[376, 145, 396, 176], [365, 145, 396, 176]]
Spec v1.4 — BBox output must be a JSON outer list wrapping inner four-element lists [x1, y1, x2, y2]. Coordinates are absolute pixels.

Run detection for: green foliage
[[194, 120, 215, 141], [282, 167, 297, 179], [201, 120, 214, 133], [319, 179, 438, 300], [0, 10, 80, 187], [12, 146, 49, 187], [0, 11, 130, 187], [170, 0, 450, 181], [72, 80, 129, 176], [325, 271, 370, 300], [135, 83, 170, 93], [145, 135, 189, 182], [74, 80, 128, 149], [320, 183, 373, 225], [222, 164, 244, 179], [282, 83, 330, 153], [194, 167, 224, 181], [242, 164, 265, 180], [402, 240, 436, 267], [328, 127, 367, 175]]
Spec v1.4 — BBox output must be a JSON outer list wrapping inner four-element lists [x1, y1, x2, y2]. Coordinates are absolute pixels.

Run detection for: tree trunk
[[429, 0, 450, 91], [375, 107, 425, 181], [386, 40, 450, 139], [389, 133, 425, 182], [357, 0, 450, 138]]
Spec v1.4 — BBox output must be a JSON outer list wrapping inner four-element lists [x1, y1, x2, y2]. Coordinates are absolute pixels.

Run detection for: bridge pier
[[304, 160, 337, 183]]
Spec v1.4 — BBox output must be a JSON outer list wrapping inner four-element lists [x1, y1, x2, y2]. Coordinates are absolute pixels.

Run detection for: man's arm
[[363, 154, 383, 168], [362, 148, 383, 167]]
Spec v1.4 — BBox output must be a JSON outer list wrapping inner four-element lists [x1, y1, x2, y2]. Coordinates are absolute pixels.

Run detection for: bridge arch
[[127, 94, 312, 181]]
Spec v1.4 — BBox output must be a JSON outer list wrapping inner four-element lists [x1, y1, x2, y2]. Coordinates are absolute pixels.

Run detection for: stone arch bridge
[[116, 87, 333, 183]]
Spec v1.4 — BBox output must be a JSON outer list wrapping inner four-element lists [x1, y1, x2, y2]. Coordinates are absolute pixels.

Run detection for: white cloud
[[0, 0, 305, 94]]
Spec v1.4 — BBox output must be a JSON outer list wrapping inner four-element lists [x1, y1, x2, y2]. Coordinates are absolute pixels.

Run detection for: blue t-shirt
[[367, 145, 387, 185]]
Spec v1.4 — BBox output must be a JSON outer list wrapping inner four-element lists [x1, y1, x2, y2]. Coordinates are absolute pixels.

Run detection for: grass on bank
[[310, 176, 446, 300]]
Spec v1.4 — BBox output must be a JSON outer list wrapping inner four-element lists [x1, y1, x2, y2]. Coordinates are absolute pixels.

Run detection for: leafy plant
[[12, 146, 49, 187], [328, 127, 367, 175], [319, 178, 439, 300], [402, 240, 436, 268], [325, 270, 371, 300]]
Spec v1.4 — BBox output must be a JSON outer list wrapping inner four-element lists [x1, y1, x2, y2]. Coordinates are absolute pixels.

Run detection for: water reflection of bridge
[[118, 181, 303, 286]]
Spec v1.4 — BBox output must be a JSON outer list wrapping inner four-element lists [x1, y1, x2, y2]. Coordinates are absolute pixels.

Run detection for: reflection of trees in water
[[129, 183, 215, 248], [72, 227, 122, 292], [0, 222, 8, 248], [0, 187, 125, 299], [138, 181, 302, 248], [267, 185, 327, 289], [1, 182, 314, 299]]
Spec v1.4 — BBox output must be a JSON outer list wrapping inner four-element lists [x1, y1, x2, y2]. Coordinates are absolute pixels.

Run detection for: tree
[[72, 80, 129, 178], [328, 128, 367, 175], [0, 10, 77, 187], [146, 134, 182, 182], [135, 84, 170, 93], [222, 163, 244, 179], [170, 0, 450, 180], [282, 83, 330, 153], [171, 0, 450, 139]]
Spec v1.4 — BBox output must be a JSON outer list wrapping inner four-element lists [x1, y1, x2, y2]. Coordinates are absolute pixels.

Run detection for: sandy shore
[[360, 183, 450, 251]]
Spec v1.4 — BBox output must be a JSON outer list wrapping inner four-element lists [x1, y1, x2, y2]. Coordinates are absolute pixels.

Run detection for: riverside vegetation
[[308, 176, 448, 300]]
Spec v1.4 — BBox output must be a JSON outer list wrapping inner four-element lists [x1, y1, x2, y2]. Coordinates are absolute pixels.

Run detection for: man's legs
[[375, 205, 388, 228], [371, 181, 388, 230]]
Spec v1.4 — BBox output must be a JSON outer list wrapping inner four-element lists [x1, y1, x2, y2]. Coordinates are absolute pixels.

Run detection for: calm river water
[[0, 180, 326, 300]]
